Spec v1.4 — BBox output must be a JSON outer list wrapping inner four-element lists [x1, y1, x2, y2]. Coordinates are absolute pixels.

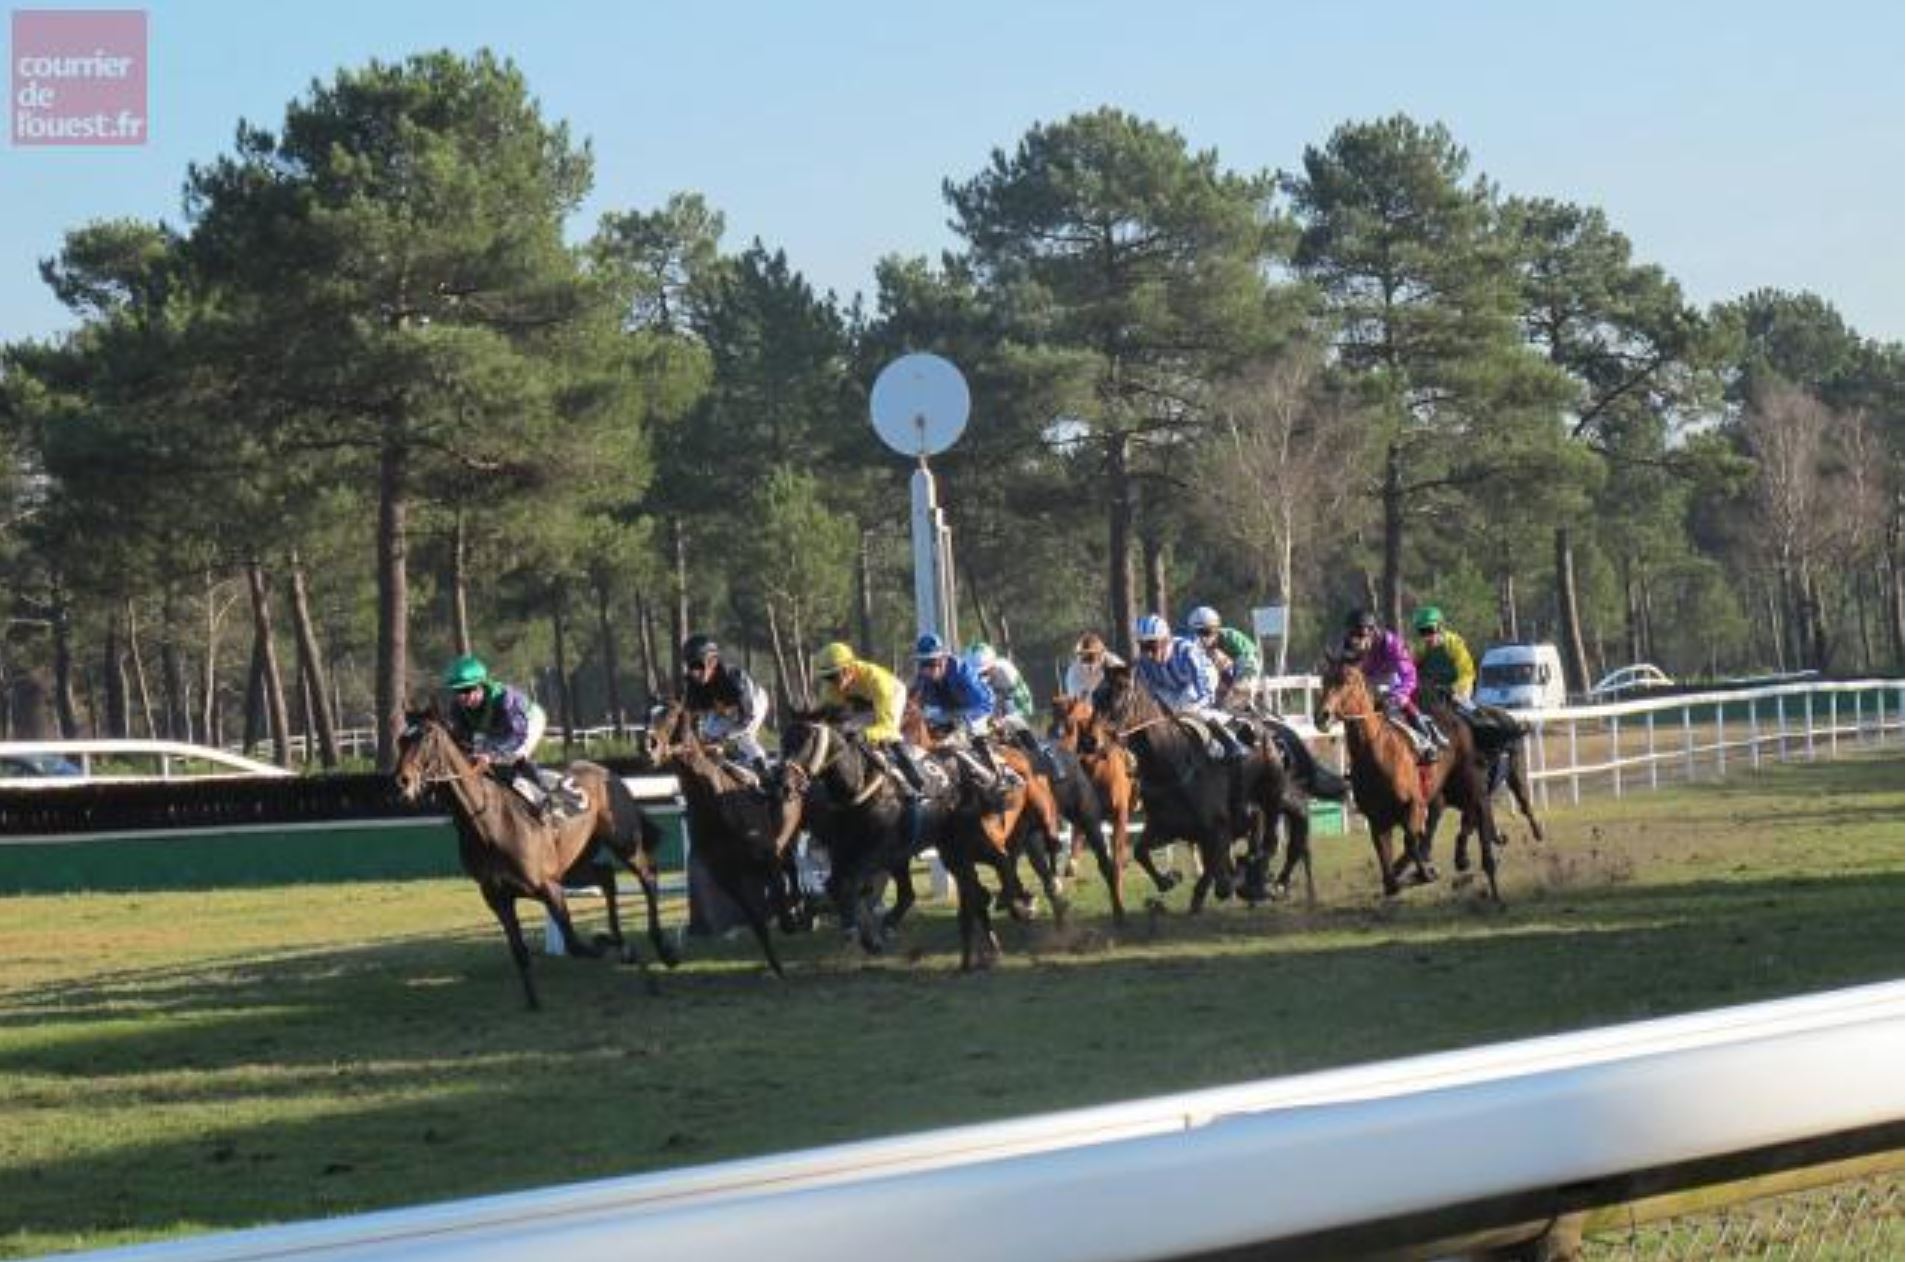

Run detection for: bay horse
[[1312, 657, 1504, 903], [1048, 693, 1143, 922], [394, 710, 678, 1010], [644, 703, 809, 978], [899, 703, 1069, 927], [1092, 664, 1311, 913]]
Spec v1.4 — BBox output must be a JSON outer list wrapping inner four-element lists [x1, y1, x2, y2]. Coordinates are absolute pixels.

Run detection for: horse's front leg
[[484, 888, 540, 1011], [721, 866, 787, 979], [881, 857, 916, 936], [1370, 821, 1401, 898], [1276, 801, 1315, 906], [1133, 832, 1180, 895], [1020, 826, 1070, 924]]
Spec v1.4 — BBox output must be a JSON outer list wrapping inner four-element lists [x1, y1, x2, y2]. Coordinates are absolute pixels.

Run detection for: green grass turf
[[1, 751, 1899, 1257]]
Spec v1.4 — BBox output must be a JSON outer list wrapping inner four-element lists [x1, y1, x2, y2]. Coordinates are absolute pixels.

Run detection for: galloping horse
[[899, 703, 1069, 927], [778, 714, 963, 956], [1093, 664, 1311, 913], [1049, 693, 1142, 922], [1426, 705, 1545, 871], [1312, 657, 1504, 903], [645, 703, 808, 978], [394, 710, 678, 1010]]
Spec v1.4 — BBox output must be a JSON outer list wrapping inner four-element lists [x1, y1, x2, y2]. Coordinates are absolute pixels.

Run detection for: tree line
[[1, 50, 1899, 768]]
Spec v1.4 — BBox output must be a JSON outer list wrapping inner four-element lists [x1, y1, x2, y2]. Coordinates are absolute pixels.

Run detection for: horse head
[[393, 707, 467, 805], [642, 700, 695, 769], [780, 712, 845, 788], [1092, 662, 1141, 727], [1312, 652, 1371, 733]]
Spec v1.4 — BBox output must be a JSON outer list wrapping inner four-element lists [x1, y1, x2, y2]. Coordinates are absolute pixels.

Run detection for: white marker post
[[870, 354, 970, 645]]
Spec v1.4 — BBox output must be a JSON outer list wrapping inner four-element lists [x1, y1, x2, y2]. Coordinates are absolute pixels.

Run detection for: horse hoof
[[1155, 872, 1182, 893]]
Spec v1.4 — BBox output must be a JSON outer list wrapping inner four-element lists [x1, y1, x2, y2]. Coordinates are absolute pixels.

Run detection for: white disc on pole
[[870, 353, 969, 457]]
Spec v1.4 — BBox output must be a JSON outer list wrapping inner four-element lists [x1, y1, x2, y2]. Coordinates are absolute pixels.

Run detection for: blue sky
[[4, 1, 1901, 344]]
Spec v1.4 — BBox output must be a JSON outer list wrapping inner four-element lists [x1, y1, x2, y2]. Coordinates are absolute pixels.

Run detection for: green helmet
[[1412, 606, 1445, 633], [443, 654, 490, 690]]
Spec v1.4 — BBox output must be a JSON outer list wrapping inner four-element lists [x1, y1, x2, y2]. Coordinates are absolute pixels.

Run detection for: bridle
[[791, 721, 893, 808], [401, 721, 494, 819]]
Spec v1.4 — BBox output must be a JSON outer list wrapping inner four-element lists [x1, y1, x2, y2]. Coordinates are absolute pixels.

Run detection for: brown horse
[[1312, 658, 1503, 903], [1048, 693, 1144, 921], [1093, 664, 1311, 914], [899, 703, 1069, 926], [394, 711, 678, 1010], [644, 702, 808, 978]]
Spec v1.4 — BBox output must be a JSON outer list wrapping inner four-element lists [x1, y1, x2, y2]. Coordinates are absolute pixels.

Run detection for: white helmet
[[1186, 606, 1221, 633]]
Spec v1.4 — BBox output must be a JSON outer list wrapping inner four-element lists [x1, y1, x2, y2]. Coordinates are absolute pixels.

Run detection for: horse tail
[[1272, 721, 1347, 801]]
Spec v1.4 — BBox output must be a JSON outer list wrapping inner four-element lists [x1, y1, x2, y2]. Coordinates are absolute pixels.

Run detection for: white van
[[1474, 643, 1567, 710]]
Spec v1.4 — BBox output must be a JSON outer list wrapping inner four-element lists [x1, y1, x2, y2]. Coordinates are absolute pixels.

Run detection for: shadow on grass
[[1, 864, 1899, 1253]]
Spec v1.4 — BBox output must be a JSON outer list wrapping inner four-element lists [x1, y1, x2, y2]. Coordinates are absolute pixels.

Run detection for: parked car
[[0, 751, 83, 779], [1587, 664, 1676, 702], [1474, 643, 1568, 710]]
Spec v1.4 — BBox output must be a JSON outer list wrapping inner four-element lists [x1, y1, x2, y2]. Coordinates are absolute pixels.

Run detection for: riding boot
[[881, 745, 924, 800], [979, 741, 1024, 790]]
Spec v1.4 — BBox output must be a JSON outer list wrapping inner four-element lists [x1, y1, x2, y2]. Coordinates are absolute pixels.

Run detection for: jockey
[[1062, 631, 1124, 700], [965, 641, 1034, 727], [442, 654, 573, 819], [1343, 609, 1446, 758], [1132, 613, 1244, 761], [910, 633, 995, 735], [1184, 605, 1262, 710], [680, 633, 769, 767], [1413, 606, 1522, 753], [1410, 606, 1476, 708], [813, 641, 917, 794], [911, 633, 1018, 798]]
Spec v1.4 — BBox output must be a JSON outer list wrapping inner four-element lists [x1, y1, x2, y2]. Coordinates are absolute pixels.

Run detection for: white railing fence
[[60, 981, 1904, 1262], [1513, 678, 1903, 809]]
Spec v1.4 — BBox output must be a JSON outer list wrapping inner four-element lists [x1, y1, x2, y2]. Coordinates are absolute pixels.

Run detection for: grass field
[[1, 752, 1901, 1258]]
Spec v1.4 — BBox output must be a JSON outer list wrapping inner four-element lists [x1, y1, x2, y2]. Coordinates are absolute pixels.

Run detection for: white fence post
[[1611, 715, 1623, 799], [1804, 691, 1816, 761], [1646, 710, 1657, 791], [1776, 694, 1788, 760], [1568, 718, 1580, 806], [1828, 691, 1838, 757], [1715, 702, 1726, 779], [1682, 704, 1694, 784], [1749, 696, 1761, 771]]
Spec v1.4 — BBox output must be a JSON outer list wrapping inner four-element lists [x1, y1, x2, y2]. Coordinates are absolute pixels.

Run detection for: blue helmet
[[1134, 613, 1170, 643], [914, 632, 949, 660], [1185, 605, 1221, 633]]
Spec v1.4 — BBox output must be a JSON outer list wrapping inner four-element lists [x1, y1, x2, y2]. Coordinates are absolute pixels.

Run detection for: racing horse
[[394, 709, 678, 1010], [1422, 698, 1545, 872], [644, 702, 809, 978], [899, 702, 1069, 928], [1312, 655, 1504, 903], [1092, 664, 1311, 913], [778, 713, 967, 957], [1048, 692, 1144, 922]]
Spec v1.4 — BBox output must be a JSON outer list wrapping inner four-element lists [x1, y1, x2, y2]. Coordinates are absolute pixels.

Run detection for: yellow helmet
[[813, 641, 858, 677]]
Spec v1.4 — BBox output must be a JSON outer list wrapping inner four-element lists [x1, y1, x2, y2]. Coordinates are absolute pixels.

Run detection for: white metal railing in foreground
[[60, 981, 1903, 1262]]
